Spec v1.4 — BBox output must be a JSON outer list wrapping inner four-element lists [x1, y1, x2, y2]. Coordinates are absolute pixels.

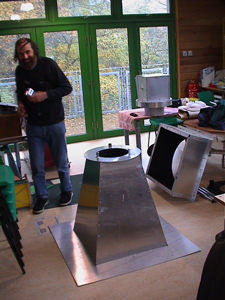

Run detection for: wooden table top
[[184, 118, 225, 134]]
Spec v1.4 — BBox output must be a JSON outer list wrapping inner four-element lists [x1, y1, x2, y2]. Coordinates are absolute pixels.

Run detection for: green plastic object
[[0, 156, 4, 165], [150, 117, 184, 127], [0, 165, 17, 223], [197, 91, 214, 106]]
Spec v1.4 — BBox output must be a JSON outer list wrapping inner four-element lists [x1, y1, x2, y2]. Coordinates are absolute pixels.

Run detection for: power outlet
[[188, 50, 193, 56], [182, 51, 187, 57]]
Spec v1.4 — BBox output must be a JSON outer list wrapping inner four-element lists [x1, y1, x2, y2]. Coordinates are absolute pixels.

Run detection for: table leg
[[135, 120, 141, 151], [14, 143, 21, 176], [124, 130, 130, 145], [2, 144, 22, 179]]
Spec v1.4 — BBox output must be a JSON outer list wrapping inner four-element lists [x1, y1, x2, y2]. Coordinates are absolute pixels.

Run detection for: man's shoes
[[33, 198, 49, 214], [59, 191, 73, 206]]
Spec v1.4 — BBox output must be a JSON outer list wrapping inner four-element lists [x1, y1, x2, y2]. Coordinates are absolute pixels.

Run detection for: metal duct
[[74, 144, 167, 265], [147, 124, 213, 201]]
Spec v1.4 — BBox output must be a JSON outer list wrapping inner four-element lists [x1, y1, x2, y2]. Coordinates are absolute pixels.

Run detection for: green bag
[[209, 100, 225, 130]]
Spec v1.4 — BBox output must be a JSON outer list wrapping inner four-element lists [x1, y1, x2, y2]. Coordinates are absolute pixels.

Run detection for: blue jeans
[[26, 121, 72, 199]]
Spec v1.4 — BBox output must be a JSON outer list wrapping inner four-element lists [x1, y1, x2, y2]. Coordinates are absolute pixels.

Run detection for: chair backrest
[[0, 165, 17, 222], [197, 91, 214, 106]]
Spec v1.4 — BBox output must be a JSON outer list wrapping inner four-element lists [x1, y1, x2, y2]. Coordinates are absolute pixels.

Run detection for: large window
[[44, 31, 86, 137], [0, 0, 176, 142], [96, 28, 130, 131], [0, 1, 45, 21], [0, 34, 30, 104], [140, 27, 169, 75]]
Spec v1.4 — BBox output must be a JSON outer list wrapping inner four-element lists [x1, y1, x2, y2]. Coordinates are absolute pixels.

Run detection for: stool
[[0, 165, 25, 274], [148, 117, 184, 153]]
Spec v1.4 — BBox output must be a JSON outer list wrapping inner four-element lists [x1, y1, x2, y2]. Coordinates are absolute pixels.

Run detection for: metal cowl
[[85, 144, 140, 163], [74, 144, 167, 266]]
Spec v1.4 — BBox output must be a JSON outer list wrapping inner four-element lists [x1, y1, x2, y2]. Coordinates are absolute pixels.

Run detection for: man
[[14, 38, 73, 214]]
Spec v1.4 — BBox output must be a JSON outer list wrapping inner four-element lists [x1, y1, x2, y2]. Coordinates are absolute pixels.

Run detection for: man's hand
[[28, 91, 48, 103], [17, 103, 28, 117]]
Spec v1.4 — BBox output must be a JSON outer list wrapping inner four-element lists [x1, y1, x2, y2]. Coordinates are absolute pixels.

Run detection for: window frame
[[0, 0, 177, 143]]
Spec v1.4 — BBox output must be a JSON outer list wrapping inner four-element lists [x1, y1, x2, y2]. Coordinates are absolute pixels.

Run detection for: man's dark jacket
[[16, 57, 72, 126]]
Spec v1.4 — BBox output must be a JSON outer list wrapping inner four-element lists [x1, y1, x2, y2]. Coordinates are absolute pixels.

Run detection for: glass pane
[[140, 27, 169, 128], [123, 0, 170, 15], [0, 1, 45, 21], [140, 27, 169, 75], [57, 0, 111, 17], [44, 31, 86, 137], [96, 28, 131, 132], [0, 34, 30, 105]]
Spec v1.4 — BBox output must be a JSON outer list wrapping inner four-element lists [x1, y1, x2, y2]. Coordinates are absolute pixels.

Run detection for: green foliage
[[57, 0, 111, 17], [44, 31, 80, 71], [97, 28, 129, 69], [140, 27, 169, 66]]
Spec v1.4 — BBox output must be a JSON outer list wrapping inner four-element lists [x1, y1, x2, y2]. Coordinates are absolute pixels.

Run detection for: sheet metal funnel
[[74, 144, 167, 265]]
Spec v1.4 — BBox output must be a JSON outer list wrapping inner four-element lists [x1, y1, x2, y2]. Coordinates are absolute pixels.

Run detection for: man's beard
[[19, 55, 37, 70]]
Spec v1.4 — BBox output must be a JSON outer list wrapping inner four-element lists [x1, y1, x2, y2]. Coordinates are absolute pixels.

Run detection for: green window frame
[[0, 0, 177, 143]]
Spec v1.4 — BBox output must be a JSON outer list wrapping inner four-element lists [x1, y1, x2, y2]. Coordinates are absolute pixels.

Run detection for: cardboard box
[[15, 175, 32, 209]]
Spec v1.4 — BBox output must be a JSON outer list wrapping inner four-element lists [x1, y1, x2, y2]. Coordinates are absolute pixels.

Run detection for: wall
[[176, 0, 225, 97]]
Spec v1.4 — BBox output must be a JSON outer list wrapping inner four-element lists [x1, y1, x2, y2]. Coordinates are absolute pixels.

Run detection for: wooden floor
[[0, 131, 225, 300]]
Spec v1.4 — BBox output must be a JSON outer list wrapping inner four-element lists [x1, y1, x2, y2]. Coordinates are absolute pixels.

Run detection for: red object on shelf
[[208, 83, 218, 89], [44, 144, 55, 169], [187, 79, 199, 98]]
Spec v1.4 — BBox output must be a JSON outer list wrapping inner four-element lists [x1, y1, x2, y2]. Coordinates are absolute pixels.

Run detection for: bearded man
[[14, 38, 73, 214]]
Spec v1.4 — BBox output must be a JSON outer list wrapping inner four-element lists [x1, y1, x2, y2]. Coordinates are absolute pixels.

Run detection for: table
[[183, 118, 225, 168], [118, 107, 179, 152], [183, 118, 225, 134]]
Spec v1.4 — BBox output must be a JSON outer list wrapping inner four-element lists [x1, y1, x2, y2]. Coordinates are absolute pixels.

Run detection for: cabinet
[[0, 113, 21, 140], [0, 113, 25, 179]]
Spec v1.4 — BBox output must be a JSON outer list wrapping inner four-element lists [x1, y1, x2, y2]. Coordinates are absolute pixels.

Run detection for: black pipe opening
[[98, 148, 129, 158]]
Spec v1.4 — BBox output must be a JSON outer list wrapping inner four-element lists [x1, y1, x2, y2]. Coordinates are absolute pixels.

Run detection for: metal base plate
[[50, 217, 200, 286]]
